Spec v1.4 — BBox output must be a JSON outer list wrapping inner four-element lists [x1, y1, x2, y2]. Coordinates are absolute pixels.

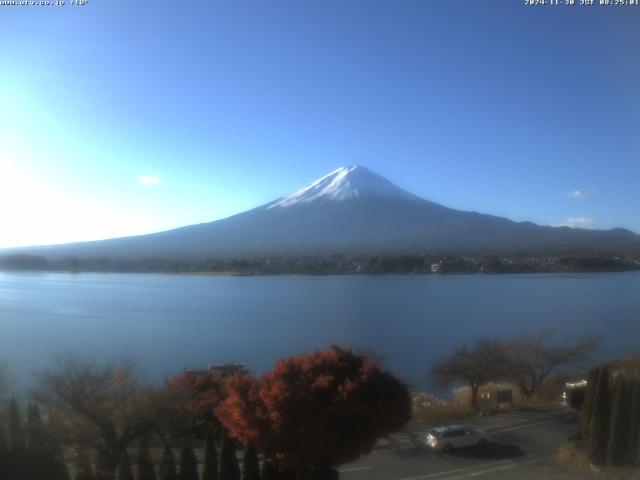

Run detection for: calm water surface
[[1, 271, 639, 391]]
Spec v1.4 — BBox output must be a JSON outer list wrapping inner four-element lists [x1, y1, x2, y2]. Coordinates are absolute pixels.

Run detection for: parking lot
[[339, 408, 589, 480]]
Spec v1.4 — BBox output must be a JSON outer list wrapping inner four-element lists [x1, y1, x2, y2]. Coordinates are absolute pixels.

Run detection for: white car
[[425, 425, 490, 453]]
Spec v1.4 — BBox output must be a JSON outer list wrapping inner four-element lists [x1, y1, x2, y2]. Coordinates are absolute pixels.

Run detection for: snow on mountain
[[266, 165, 417, 209], [5, 165, 640, 259]]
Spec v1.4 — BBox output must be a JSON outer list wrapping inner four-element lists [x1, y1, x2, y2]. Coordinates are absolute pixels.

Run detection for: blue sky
[[1, 0, 639, 247]]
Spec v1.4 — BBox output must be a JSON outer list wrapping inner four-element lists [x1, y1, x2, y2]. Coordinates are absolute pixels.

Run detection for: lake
[[1, 271, 639, 392]]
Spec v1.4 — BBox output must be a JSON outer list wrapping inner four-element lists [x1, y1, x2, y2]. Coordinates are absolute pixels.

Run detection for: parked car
[[561, 380, 587, 409], [425, 425, 490, 453]]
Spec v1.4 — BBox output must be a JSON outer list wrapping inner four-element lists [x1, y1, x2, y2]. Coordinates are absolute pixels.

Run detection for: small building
[[431, 262, 442, 273], [184, 363, 248, 377]]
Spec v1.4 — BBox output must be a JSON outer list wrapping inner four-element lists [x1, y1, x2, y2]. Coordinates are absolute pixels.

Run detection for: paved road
[[339, 408, 591, 480]]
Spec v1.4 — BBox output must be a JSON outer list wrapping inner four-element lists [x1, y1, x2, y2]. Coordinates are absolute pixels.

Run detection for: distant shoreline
[[1, 252, 639, 277], [2, 265, 640, 278]]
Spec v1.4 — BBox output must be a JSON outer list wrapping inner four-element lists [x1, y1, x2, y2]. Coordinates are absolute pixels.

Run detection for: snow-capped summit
[[8, 165, 640, 260], [266, 165, 416, 209]]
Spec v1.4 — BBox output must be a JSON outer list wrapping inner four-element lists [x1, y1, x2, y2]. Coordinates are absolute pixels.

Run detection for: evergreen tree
[[0, 424, 6, 452], [117, 452, 134, 480], [136, 440, 156, 480], [627, 379, 640, 466], [74, 446, 95, 480], [45, 410, 71, 480], [219, 430, 240, 480], [178, 437, 199, 480], [589, 365, 611, 465], [8, 397, 26, 451], [202, 429, 218, 480], [242, 444, 260, 480], [580, 368, 599, 443], [7, 397, 28, 480], [159, 445, 178, 480], [46, 410, 67, 458], [607, 374, 631, 466], [0, 424, 8, 480], [27, 403, 46, 452], [50, 455, 72, 480], [95, 450, 112, 480]]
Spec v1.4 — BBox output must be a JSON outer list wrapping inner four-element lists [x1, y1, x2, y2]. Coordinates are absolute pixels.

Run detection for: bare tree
[[432, 340, 509, 409], [504, 331, 597, 401], [31, 354, 161, 480]]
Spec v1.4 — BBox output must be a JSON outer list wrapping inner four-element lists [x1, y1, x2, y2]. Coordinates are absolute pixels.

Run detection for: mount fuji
[[9, 166, 640, 259]]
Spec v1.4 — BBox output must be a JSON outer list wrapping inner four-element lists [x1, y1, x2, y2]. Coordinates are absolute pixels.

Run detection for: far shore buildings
[[184, 363, 248, 377]]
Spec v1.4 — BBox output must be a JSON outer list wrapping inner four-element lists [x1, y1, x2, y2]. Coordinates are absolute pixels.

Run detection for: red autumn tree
[[214, 373, 268, 447], [216, 346, 411, 474], [163, 371, 228, 435]]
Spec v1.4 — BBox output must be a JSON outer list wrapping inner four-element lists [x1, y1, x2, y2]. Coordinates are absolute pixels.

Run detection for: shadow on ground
[[449, 442, 524, 460]]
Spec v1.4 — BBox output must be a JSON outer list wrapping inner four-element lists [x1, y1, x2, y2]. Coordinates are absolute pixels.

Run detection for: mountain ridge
[[4, 166, 640, 259]]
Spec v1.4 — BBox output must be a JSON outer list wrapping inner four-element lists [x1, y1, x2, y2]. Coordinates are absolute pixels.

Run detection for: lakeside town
[[1, 253, 640, 276]]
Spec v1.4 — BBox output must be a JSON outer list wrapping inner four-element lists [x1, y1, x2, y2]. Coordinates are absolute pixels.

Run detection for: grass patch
[[555, 443, 640, 479], [554, 443, 592, 473]]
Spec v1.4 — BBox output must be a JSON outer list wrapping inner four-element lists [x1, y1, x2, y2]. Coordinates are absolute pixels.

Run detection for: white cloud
[[566, 190, 587, 200], [551, 217, 595, 229], [138, 175, 161, 185]]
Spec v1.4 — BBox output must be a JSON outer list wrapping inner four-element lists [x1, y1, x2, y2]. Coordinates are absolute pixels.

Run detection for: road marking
[[489, 418, 559, 434], [396, 452, 552, 480], [396, 459, 515, 480], [338, 466, 373, 473], [444, 454, 550, 479], [494, 413, 540, 419]]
